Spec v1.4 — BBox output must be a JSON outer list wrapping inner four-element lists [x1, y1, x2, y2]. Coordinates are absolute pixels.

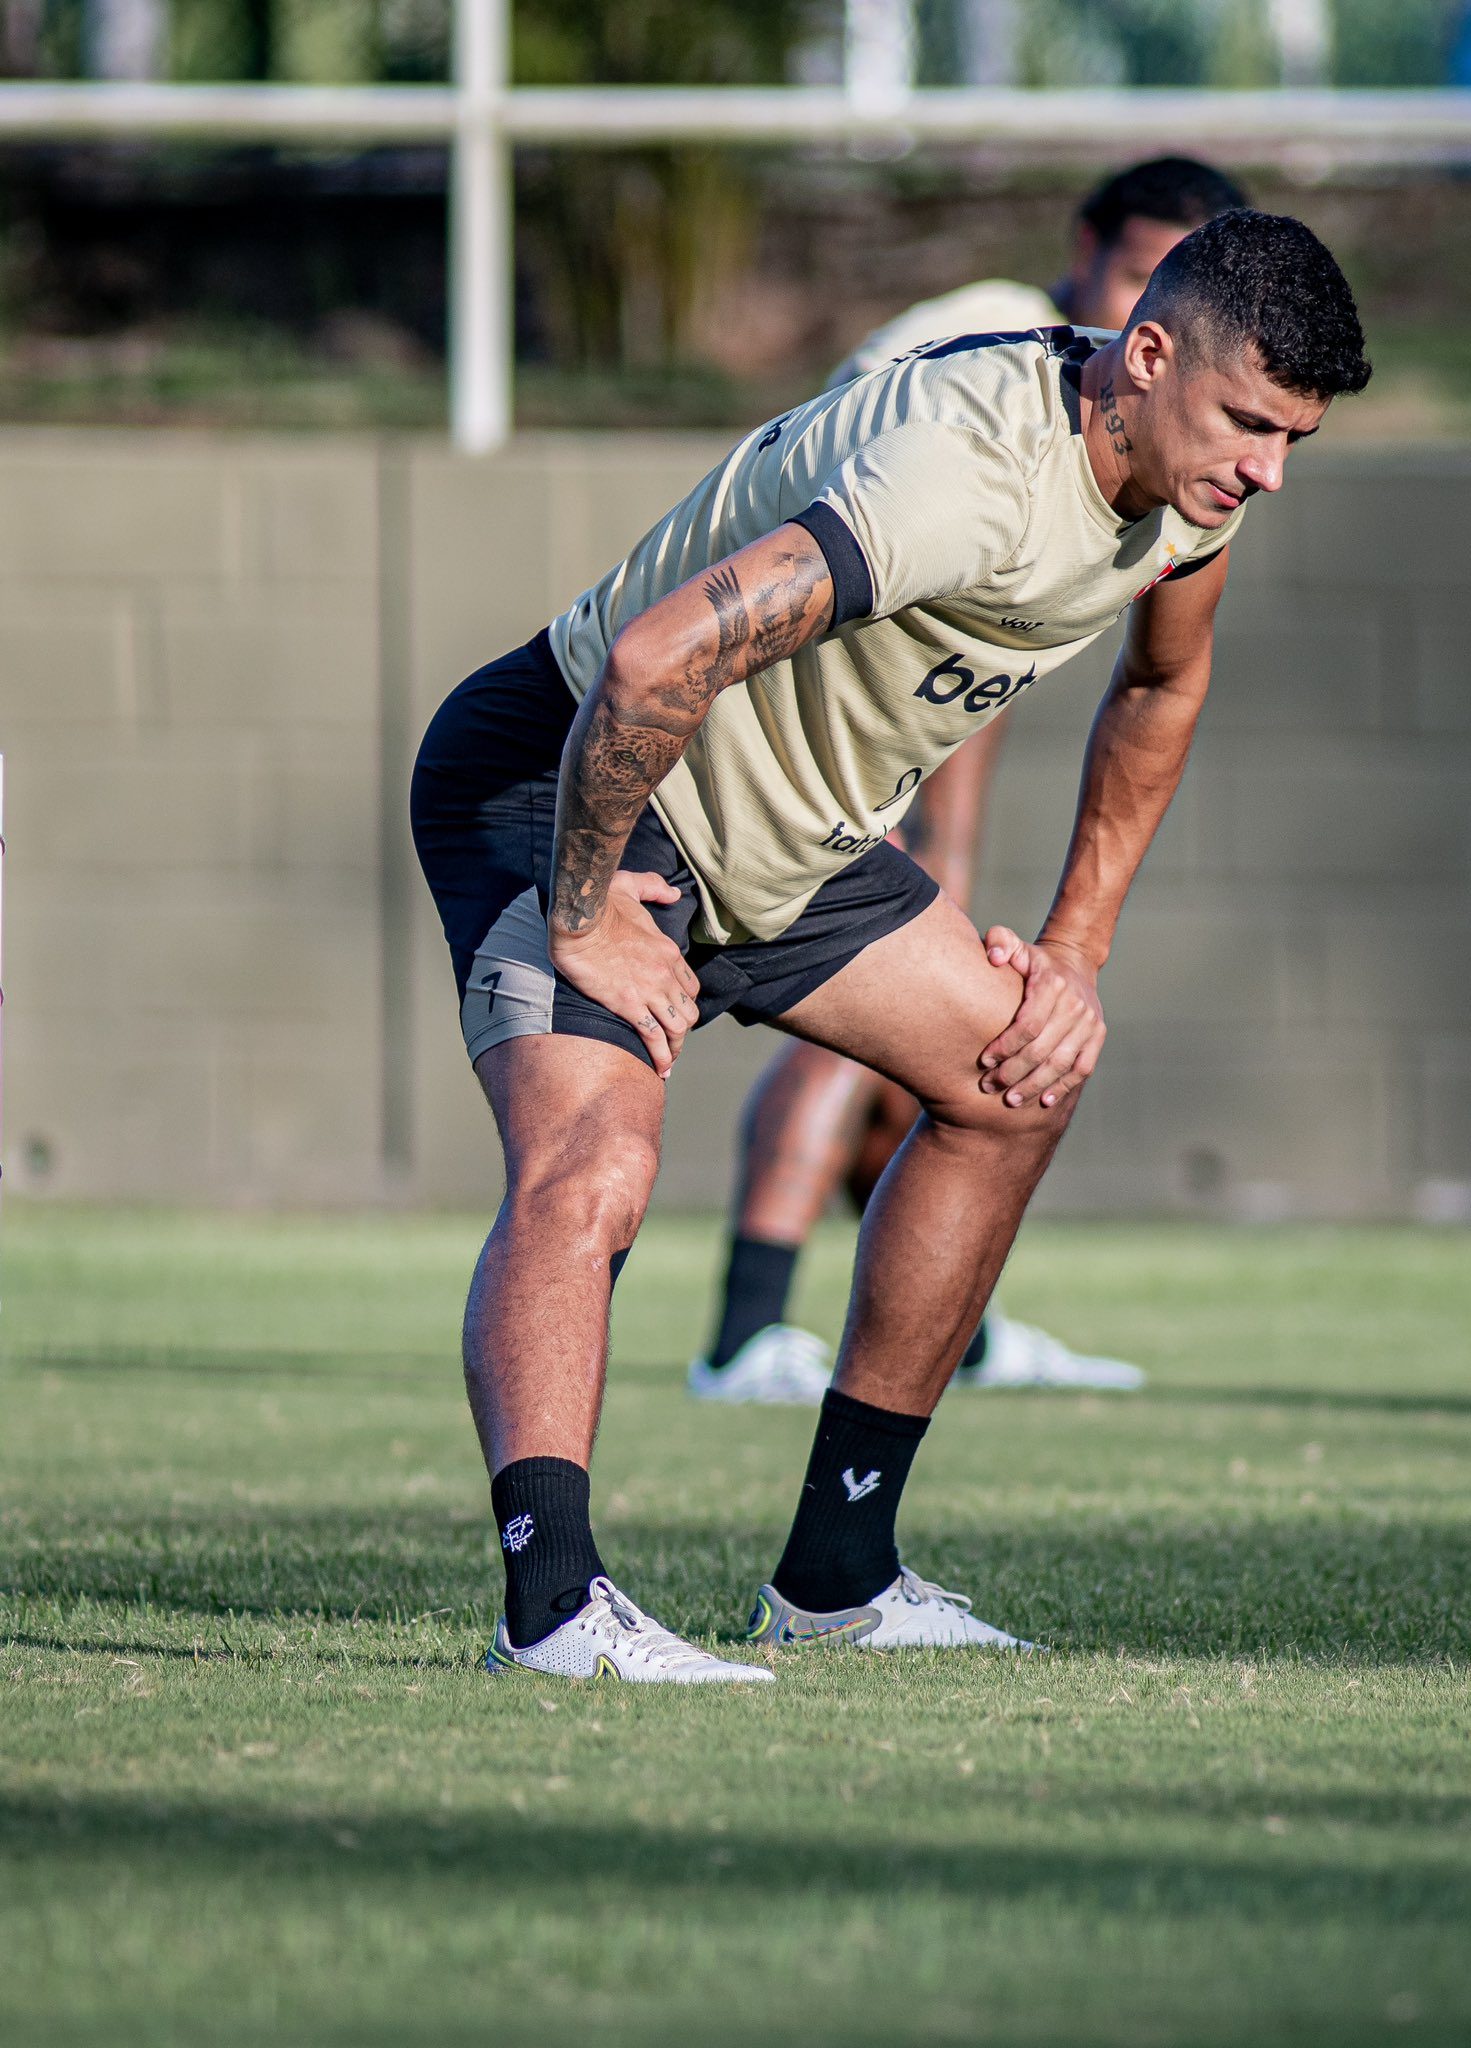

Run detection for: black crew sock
[[771, 1388, 929, 1612], [707, 1234, 800, 1368], [491, 1457, 607, 1648], [959, 1316, 991, 1370]]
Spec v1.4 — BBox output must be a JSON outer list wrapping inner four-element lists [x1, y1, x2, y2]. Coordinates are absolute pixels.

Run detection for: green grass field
[[3, 1204, 1469, 2048]]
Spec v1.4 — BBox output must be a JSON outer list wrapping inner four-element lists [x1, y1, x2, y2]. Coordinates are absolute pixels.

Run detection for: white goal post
[[0, 0, 1466, 451]]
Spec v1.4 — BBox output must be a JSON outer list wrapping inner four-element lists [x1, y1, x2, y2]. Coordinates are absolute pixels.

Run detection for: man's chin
[[1173, 491, 1232, 532]]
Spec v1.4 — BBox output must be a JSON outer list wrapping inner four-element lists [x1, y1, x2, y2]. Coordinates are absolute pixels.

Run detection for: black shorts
[[410, 631, 938, 1070]]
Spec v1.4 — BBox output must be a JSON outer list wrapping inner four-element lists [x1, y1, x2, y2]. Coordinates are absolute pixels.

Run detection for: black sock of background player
[[959, 1316, 990, 1370], [491, 1457, 607, 1649], [707, 1235, 800, 1367], [771, 1388, 928, 1611]]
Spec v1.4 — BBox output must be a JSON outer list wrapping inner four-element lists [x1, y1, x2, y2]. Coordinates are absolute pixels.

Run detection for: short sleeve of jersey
[[807, 421, 1029, 621]]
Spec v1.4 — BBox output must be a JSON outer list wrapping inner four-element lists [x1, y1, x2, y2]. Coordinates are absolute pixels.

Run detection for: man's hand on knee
[[978, 926, 1105, 1111], [548, 870, 701, 1078]]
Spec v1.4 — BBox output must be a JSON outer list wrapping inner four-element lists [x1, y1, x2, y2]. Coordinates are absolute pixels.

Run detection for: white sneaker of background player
[[686, 1324, 833, 1405], [955, 1311, 1146, 1391], [485, 1575, 774, 1684]]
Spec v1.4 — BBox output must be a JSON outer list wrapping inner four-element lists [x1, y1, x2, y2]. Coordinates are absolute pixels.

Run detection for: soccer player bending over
[[411, 211, 1369, 1682]]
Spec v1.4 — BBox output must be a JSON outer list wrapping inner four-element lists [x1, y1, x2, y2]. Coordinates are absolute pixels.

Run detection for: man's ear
[[1122, 318, 1175, 390]]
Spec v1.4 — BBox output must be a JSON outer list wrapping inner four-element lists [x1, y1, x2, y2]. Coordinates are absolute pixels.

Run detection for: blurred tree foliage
[[1, 0, 821, 368], [0, 0, 1465, 392], [2, 1, 1462, 90], [513, 1, 818, 371], [513, 0, 810, 87], [0, 0, 456, 79], [1013, 0, 1460, 88], [1329, 0, 1462, 85], [166, 0, 452, 82]]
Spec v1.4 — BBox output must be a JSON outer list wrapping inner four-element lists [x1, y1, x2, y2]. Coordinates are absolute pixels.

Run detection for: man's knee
[[919, 1066, 1087, 1144], [477, 1036, 663, 1249], [902, 948, 1097, 1141], [511, 1128, 660, 1250]]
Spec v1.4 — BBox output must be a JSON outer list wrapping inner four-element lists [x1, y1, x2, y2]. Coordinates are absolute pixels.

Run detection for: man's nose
[[1239, 441, 1285, 494]]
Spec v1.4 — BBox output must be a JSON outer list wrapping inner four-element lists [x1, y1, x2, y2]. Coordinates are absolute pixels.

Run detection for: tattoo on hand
[[1100, 379, 1133, 456]]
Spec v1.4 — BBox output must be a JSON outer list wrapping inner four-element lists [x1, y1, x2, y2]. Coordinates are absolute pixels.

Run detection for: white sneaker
[[484, 1575, 775, 1684], [687, 1324, 833, 1406], [747, 1564, 1038, 1651], [954, 1311, 1146, 1391]]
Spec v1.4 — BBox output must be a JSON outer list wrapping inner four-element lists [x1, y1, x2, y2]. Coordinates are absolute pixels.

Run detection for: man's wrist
[[549, 896, 605, 947], [548, 858, 610, 943], [549, 909, 602, 947], [1037, 921, 1109, 972]]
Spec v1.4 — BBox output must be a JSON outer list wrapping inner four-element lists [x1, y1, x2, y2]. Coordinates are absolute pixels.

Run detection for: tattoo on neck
[[1099, 379, 1133, 457]]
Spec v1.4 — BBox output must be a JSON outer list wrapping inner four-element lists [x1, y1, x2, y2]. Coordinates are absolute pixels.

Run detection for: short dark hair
[[1135, 208, 1372, 401], [1078, 156, 1249, 246]]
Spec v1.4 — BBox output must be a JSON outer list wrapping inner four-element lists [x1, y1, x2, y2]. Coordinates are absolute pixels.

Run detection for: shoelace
[[586, 1577, 719, 1671], [897, 1565, 973, 1615]]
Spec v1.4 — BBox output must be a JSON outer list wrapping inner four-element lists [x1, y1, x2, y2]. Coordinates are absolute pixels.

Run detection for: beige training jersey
[[829, 278, 1062, 385], [549, 327, 1243, 945]]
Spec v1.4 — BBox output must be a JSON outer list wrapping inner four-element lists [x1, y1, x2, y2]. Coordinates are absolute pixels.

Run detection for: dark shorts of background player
[[410, 631, 939, 1072]]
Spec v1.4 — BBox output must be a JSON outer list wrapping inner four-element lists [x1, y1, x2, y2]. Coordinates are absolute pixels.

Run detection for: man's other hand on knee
[[977, 926, 1106, 1112]]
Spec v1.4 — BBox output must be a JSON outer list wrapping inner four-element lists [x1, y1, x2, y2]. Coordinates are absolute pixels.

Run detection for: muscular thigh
[[476, 1032, 666, 1191], [775, 893, 1033, 1127]]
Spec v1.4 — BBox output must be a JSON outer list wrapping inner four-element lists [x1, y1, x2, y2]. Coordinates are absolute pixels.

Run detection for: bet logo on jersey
[[914, 652, 1039, 716]]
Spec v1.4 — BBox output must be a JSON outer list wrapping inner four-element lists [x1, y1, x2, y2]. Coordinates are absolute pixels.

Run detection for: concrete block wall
[[0, 431, 386, 1204], [1, 430, 1467, 1218]]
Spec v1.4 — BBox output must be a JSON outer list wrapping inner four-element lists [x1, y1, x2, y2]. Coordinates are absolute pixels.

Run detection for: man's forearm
[[550, 536, 831, 939], [550, 559, 768, 937], [550, 684, 697, 935], [1039, 654, 1209, 969]]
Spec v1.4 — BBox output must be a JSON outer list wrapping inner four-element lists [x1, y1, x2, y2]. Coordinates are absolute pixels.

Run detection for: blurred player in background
[[691, 156, 1249, 1406]]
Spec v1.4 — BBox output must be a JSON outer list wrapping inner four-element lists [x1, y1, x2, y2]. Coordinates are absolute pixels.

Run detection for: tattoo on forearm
[[1100, 380, 1133, 457], [703, 564, 751, 680], [680, 548, 826, 703], [551, 696, 685, 934], [747, 548, 828, 673], [551, 541, 830, 935]]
